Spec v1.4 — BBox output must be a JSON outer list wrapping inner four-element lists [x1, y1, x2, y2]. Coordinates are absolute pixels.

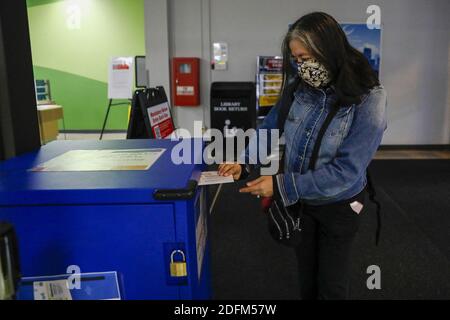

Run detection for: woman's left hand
[[239, 176, 274, 198]]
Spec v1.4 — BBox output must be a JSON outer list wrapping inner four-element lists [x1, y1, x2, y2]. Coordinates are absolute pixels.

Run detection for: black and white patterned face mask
[[297, 59, 332, 88]]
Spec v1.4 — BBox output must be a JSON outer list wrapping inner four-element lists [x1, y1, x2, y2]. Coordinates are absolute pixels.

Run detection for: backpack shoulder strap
[[277, 78, 301, 133], [308, 106, 339, 171], [366, 168, 382, 246], [276, 79, 338, 172]]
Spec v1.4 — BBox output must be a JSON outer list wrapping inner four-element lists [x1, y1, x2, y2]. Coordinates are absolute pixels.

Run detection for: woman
[[218, 12, 387, 300]]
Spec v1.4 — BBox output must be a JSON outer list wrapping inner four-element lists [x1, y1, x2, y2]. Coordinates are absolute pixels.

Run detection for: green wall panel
[[27, 0, 145, 130], [34, 66, 130, 130], [27, 0, 64, 8]]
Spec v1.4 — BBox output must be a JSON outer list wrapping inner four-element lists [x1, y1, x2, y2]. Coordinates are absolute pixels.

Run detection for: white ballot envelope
[[198, 171, 234, 186]]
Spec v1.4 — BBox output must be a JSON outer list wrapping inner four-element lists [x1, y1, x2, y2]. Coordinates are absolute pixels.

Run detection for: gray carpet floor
[[208, 160, 450, 300]]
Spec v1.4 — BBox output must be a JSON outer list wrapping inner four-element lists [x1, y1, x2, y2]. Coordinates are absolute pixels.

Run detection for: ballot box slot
[[154, 180, 198, 201]]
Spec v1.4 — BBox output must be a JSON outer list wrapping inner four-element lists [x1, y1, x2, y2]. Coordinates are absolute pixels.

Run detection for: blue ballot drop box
[[0, 139, 211, 300]]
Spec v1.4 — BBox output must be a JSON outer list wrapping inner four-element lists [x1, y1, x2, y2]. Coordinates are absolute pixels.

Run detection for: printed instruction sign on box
[[30, 149, 166, 172]]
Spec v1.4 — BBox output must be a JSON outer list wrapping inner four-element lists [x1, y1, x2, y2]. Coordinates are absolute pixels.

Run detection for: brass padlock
[[170, 250, 187, 277]]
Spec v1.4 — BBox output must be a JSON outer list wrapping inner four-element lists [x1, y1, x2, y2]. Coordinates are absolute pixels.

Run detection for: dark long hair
[[280, 12, 379, 106]]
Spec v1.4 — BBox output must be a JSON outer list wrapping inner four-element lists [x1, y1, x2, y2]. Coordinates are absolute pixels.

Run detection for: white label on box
[[33, 280, 73, 300], [177, 86, 195, 96]]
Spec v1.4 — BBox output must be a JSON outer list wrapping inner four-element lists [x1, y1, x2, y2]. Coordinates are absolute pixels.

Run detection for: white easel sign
[[108, 57, 134, 99]]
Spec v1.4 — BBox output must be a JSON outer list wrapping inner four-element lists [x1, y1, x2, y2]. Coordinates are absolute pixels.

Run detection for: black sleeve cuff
[[272, 175, 282, 202]]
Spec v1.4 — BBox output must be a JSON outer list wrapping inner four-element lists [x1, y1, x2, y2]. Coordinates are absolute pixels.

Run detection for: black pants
[[295, 189, 366, 300]]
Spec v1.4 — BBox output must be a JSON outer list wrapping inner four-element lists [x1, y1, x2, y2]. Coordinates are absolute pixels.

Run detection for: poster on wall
[[256, 56, 283, 119], [213, 42, 229, 71], [341, 24, 382, 77], [108, 57, 134, 99]]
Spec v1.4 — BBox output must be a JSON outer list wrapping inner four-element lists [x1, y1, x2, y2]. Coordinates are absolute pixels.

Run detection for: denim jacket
[[241, 82, 388, 206]]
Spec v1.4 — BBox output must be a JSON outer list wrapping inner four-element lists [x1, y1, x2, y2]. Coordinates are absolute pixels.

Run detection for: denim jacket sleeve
[[238, 99, 281, 168], [276, 86, 388, 205]]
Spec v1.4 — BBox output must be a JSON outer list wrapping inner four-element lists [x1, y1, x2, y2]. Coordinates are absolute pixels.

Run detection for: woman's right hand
[[218, 163, 242, 181]]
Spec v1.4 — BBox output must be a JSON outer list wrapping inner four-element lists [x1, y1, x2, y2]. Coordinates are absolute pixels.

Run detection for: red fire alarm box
[[172, 57, 200, 107]]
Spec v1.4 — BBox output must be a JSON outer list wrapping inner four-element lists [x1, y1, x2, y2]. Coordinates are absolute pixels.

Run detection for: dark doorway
[[0, 1, 40, 161]]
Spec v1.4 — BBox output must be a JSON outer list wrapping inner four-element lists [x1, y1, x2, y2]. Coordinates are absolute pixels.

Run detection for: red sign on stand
[[147, 102, 175, 139], [127, 87, 176, 140]]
